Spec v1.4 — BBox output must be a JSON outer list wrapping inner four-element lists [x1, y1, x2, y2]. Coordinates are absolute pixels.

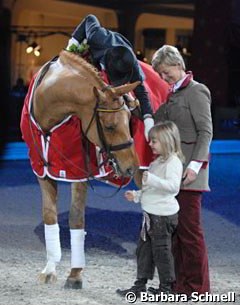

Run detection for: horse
[[21, 50, 141, 289]]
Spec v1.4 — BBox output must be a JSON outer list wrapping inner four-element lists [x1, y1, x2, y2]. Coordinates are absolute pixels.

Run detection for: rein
[[96, 103, 134, 154], [84, 94, 134, 174], [29, 63, 134, 195], [81, 93, 134, 197]]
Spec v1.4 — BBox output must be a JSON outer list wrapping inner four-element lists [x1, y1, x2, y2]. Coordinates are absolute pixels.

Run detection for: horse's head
[[92, 81, 140, 177]]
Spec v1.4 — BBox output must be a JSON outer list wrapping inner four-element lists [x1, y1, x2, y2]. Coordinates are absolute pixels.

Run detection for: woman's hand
[[124, 190, 135, 201], [182, 168, 197, 185]]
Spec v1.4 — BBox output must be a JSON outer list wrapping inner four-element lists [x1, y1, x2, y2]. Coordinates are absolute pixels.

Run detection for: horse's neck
[[33, 90, 94, 132], [32, 61, 100, 144]]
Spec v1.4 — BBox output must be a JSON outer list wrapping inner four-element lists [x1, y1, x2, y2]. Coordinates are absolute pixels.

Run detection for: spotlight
[[26, 41, 39, 54], [34, 46, 41, 57]]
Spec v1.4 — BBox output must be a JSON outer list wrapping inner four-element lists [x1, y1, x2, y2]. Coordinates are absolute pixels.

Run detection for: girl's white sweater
[[134, 154, 183, 216]]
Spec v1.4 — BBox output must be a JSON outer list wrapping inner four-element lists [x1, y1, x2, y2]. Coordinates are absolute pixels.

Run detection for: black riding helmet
[[104, 46, 135, 86]]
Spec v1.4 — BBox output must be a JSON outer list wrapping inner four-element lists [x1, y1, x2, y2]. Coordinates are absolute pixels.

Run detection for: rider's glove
[[143, 116, 154, 142]]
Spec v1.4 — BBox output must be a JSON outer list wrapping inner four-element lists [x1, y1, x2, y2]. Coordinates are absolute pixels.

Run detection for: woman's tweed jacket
[[154, 80, 213, 191]]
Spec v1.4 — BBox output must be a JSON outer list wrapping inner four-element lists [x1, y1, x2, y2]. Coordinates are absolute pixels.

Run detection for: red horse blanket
[[20, 61, 168, 183], [21, 75, 106, 181]]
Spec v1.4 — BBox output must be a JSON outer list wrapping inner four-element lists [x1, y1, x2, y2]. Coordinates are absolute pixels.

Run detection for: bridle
[[84, 90, 134, 177], [28, 60, 135, 197]]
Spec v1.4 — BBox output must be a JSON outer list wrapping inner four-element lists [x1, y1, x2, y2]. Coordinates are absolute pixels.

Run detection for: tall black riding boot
[[116, 278, 147, 297]]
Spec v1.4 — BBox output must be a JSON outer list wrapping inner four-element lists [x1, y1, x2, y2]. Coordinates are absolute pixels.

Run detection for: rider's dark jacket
[[72, 14, 153, 117]]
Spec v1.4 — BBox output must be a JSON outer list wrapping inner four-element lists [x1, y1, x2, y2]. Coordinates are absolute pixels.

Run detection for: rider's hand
[[144, 117, 154, 142]]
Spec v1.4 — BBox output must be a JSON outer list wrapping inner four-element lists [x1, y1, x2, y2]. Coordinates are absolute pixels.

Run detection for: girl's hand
[[142, 171, 148, 184], [124, 190, 135, 201]]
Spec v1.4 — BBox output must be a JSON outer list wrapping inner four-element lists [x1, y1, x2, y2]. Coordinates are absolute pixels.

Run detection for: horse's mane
[[59, 50, 105, 88]]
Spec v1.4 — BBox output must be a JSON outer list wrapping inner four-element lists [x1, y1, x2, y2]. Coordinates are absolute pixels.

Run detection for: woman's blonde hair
[[149, 121, 185, 163], [152, 45, 186, 71]]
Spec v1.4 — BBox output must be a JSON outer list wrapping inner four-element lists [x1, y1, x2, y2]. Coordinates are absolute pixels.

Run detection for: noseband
[[84, 95, 134, 175], [96, 104, 133, 153]]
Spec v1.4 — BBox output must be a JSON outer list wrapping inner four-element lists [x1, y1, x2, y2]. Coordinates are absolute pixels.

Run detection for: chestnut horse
[[21, 50, 140, 288]]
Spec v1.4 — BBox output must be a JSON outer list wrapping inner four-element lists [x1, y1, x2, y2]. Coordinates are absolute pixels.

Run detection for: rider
[[66, 14, 154, 141]]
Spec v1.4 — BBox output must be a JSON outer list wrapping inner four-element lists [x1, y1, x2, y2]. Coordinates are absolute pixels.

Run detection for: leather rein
[[84, 88, 134, 177], [29, 72, 134, 192], [28, 57, 135, 196]]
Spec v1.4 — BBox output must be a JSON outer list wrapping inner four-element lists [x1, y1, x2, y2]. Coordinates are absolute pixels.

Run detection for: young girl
[[117, 121, 184, 297]]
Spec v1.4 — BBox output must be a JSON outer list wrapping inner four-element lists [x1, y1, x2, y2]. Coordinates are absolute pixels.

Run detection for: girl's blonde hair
[[149, 121, 185, 163]]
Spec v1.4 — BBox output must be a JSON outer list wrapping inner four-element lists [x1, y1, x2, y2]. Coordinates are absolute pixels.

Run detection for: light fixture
[[26, 41, 42, 56], [34, 45, 41, 57], [26, 42, 38, 54]]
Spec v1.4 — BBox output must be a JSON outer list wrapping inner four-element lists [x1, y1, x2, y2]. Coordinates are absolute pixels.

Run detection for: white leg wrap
[[70, 229, 86, 268], [44, 223, 61, 264], [41, 261, 57, 274]]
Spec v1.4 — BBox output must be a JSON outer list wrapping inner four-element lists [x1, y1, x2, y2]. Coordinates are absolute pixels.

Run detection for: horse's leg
[[64, 181, 88, 289], [37, 177, 60, 284]]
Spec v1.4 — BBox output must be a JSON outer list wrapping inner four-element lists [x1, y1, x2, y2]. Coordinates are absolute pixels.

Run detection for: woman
[[152, 45, 213, 296]]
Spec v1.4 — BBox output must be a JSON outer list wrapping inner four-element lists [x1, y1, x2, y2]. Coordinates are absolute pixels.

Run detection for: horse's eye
[[104, 125, 115, 132]]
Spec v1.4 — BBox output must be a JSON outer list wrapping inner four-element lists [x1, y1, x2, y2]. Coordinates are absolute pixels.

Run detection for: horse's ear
[[93, 87, 112, 108], [113, 81, 141, 96], [93, 87, 105, 100]]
